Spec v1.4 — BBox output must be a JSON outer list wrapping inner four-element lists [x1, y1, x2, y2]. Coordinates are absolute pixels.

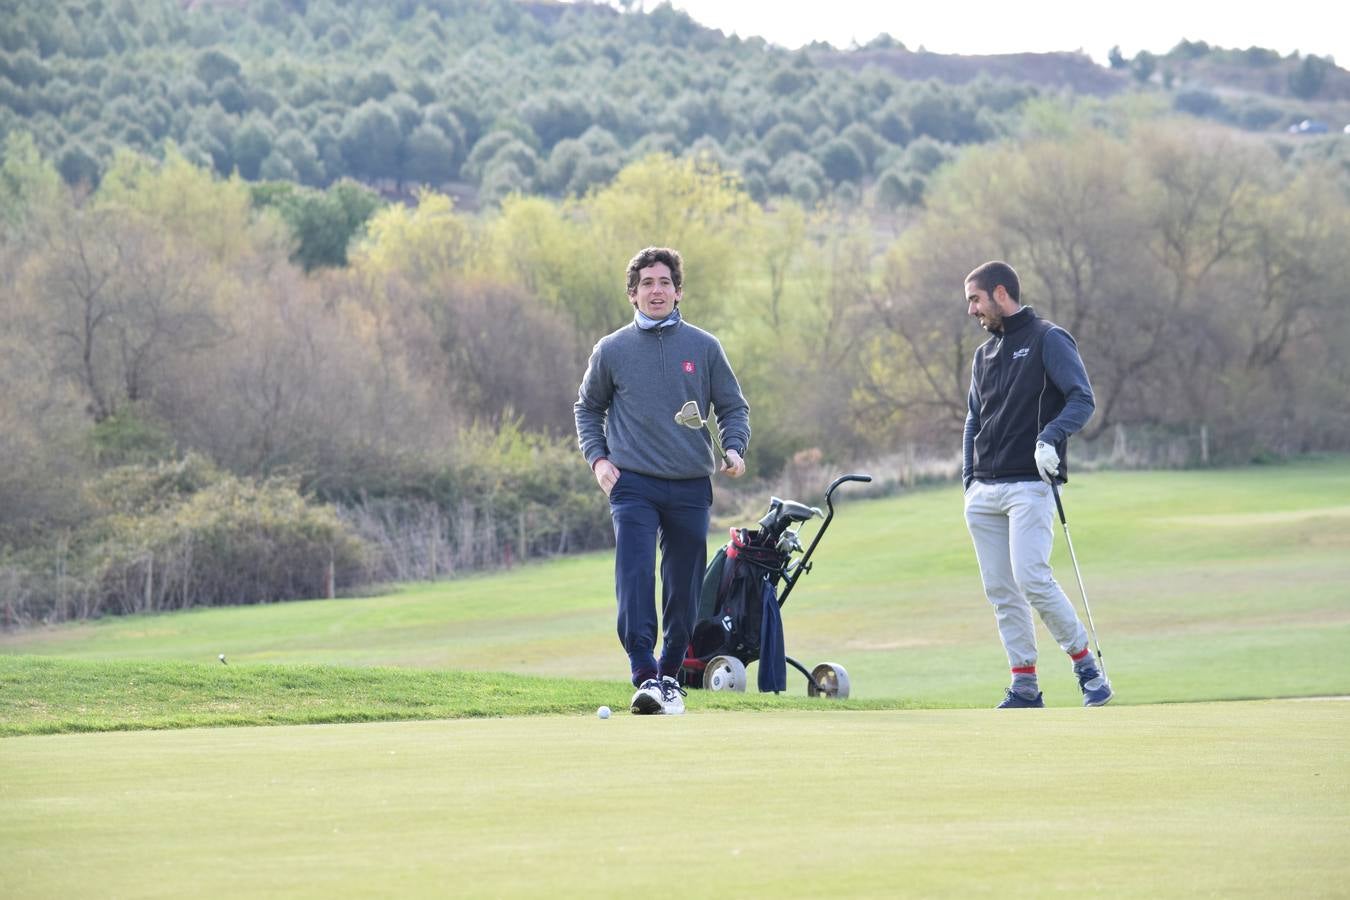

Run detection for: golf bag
[[680, 473, 871, 696], [686, 526, 790, 692]]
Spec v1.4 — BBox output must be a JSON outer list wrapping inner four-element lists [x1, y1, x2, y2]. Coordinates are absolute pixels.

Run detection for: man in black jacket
[[962, 260, 1112, 708]]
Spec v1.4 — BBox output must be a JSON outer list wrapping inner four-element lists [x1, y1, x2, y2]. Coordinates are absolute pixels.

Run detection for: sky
[[650, 1, 1345, 67]]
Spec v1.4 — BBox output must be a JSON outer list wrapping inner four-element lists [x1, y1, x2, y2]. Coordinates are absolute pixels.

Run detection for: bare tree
[[0, 242, 90, 542], [993, 135, 1170, 438], [441, 278, 587, 435], [858, 230, 992, 447], [20, 206, 222, 423]]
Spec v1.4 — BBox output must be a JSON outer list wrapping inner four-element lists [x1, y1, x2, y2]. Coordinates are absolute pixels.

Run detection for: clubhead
[[674, 400, 704, 429], [675, 400, 731, 467]]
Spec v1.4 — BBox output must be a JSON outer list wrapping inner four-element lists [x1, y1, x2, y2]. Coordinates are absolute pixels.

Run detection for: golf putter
[[1049, 481, 1106, 680], [675, 400, 730, 466]]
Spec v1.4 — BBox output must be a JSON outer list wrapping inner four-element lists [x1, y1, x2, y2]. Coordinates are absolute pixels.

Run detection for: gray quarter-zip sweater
[[574, 318, 750, 479]]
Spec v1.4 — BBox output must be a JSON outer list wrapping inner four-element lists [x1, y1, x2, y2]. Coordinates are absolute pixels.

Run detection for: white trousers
[[964, 480, 1088, 669]]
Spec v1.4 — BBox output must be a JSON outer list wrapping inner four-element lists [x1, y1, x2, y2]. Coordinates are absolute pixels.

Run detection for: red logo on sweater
[[682, 361, 695, 374]]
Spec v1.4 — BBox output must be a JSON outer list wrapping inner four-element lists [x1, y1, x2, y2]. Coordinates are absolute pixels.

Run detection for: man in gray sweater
[[575, 247, 750, 715]]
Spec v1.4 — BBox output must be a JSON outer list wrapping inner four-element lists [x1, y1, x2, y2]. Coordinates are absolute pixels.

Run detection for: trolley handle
[[824, 473, 872, 511], [778, 473, 872, 609]]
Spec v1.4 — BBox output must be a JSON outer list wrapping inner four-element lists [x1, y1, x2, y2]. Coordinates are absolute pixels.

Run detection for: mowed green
[[3, 703, 1346, 898]]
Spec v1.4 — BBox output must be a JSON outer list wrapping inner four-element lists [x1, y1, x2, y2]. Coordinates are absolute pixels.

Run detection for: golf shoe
[[996, 688, 1045, 708], [1076, 664, 1113, 707], [658, 676, 686, 715], [630, 678, 664, 715]]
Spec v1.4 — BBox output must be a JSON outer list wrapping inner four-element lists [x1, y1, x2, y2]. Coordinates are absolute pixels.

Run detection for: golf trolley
[[679, 473, 871, 698]]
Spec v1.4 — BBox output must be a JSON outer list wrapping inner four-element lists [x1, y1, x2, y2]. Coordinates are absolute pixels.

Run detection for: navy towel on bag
[[757, 578, 787, 692]]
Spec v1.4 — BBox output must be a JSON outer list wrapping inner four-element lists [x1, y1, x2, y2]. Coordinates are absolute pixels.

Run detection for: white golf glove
[[1034, 440, 1060, 483]]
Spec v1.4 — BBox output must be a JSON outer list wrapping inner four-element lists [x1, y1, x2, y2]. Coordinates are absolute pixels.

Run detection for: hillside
[[1159, 42, 1350, 101], [817, 46, 1127, 96], [832, 42, 1350, 100], [2, 0, 1346, 209], [814, 38, 1350, 133]]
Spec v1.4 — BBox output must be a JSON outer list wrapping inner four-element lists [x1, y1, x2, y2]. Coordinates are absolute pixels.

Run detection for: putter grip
[[1050, 482, 1067, 523]]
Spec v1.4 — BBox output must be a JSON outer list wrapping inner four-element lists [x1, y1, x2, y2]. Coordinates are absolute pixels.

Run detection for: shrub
[[93, 473, 369, 611], [341, 424, 612, 581], [4, 456, 371, 624], [1174, 89, 1226, 118]]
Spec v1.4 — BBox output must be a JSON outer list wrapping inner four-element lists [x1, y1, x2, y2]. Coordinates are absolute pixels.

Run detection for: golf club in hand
[[1048, 481, 1106, 680], [675, 400, 730, 467]]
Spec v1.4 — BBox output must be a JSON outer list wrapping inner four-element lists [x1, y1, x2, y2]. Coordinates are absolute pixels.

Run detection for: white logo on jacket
[[1012, 348, 1030, 359]]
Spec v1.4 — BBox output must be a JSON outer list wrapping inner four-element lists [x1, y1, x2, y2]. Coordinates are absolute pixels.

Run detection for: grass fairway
[[3, 702, 1346, 898], [5, 459, 1350, 713]]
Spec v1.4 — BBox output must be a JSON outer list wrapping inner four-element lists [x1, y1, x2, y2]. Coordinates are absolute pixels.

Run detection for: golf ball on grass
[[597, 705, 611, 719]]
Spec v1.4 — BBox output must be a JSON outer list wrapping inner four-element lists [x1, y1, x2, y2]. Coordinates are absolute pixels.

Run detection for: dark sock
[[1011, 666, 1039, 699], [1071, 649, 1105, 687]]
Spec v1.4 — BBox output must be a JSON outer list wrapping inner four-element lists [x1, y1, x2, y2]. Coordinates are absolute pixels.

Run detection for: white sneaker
[[630, 678, 663, 715], [659, 676, 686, 715]]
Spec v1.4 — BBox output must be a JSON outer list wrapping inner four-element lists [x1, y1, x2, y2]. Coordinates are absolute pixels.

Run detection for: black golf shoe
[[1076, 665, 1114, 707], [996, 688, 1045, 708]]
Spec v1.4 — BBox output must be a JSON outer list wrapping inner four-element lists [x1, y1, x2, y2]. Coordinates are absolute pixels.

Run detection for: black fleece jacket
[[962, 306, 1095, 487]]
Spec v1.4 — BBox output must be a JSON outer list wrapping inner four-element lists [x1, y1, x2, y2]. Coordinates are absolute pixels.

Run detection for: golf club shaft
[[676, 402, 731, 467], [1050, 482, 1106, 679], [707, 423, 730, 467]]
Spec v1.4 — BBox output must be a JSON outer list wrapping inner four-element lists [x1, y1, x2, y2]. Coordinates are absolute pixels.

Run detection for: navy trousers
[[608, 470, 712, 686]]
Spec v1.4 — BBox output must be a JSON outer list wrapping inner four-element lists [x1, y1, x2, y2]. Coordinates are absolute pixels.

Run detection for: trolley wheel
[[807, 662, 851, 699], [703, 655, 748, 692]]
